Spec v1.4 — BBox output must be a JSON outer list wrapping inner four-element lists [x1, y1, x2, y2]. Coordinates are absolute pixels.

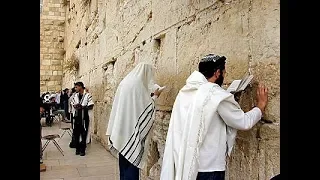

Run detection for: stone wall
[[60, 0, 280, 179], [40, 0, 66, 92]]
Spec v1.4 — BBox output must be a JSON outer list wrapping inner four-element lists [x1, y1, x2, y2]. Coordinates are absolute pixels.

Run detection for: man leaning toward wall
[[160, 54, 268, 180], [106, 62, 164, 180]]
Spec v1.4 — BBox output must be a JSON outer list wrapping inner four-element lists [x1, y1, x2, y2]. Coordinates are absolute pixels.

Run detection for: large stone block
[[51, 60, 62, 65]]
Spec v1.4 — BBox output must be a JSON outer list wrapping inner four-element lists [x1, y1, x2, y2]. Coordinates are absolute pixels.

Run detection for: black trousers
[[73, 118, 89, 152], [69, 114, 76, 148], [197, 171, 225, 180], [119, 153, 139, 180], [64, 101, 69, 120]]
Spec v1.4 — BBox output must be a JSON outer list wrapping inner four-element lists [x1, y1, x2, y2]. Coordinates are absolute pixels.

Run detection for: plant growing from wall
[[82, 0, 91, 7], [62, 0, 70, 7], [63, 53, 79, 74]]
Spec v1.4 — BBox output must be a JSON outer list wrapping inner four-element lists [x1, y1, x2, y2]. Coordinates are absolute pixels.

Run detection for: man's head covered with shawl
[[121, 62, 155, 94]]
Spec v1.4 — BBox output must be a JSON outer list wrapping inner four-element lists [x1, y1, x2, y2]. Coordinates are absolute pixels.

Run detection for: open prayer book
[[226, 73, 254, 94]]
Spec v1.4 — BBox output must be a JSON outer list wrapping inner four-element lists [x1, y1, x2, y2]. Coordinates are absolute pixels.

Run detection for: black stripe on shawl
[[132, 123, 154, 166], [122, 106, 154, 157], [120, 102, 153, 154], [127, 107, 155, 159]]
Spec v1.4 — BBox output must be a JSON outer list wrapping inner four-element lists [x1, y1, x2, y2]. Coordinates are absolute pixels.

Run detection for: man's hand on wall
[[234, 91, 242, 102], [256, 83, 268, 113], [154, 88, 163, 97]]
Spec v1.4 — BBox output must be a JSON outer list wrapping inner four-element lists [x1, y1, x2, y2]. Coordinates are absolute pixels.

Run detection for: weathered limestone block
[[144, 111, 171, 180], [119, 0, 153, 48], [40, 0, 65, 93], [226, 123, 280, 180], [150, 29, 177, 110]]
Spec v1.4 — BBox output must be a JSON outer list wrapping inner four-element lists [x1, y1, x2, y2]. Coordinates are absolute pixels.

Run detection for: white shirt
[[198, 100, 262, 172], [55, 93, 61, 104]]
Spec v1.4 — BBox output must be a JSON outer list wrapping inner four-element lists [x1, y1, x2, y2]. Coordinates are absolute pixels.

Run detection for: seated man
[[45, 96, 67, 125], [51, 96, 67, 120]]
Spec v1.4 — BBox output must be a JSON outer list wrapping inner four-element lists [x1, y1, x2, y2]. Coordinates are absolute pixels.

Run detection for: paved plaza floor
[[40, 119, 119, 180]]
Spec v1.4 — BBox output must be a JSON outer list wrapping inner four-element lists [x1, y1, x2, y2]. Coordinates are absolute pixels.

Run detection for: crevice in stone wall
[[102, 57, 117, 71], [153, 34, 165, 52], [59, 36, 64, 43], [153, 39, 161, 51], [247, 0, 253, 76], [147, 11, 152, 22], [76, 40, 81, 49], [153, 34, 165, 66]]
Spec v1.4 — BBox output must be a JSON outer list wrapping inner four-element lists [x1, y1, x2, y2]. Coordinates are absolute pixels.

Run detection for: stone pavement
[[40, 118, 119, 180]]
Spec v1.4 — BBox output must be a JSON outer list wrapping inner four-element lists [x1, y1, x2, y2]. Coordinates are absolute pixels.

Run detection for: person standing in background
[[61, 88, 70, 121], [70, 82, 94, 156]]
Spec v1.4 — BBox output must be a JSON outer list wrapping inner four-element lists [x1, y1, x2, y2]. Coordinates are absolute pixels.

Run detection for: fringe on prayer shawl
[[108, 137, 120, 158], [188, 87, 215, 180]]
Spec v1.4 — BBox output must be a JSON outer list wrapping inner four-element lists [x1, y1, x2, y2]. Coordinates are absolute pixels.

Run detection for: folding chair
[[59, 127, 72, 140], [58, 116, 72, 141], [51, 109, 62, 123], [42, 134, 64, 156]]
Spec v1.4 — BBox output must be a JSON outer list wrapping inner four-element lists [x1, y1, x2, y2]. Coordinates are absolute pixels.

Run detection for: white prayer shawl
[[68, 93, 75, 114], [106, 62, 156, 168], [161, 72, 237, 180], [68, 93, 75, 129], [70, 92, 94, 144]]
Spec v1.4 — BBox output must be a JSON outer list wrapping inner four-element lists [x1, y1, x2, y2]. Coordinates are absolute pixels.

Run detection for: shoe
[[69, 142, 76, 148], [80, 151, 86, 156], [76, 150, 80, 155]]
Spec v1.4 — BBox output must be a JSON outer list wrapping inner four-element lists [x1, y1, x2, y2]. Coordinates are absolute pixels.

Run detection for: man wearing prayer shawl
[[160, 54, 268, 180], [70, 82, 94, 156], [106, 62, 163, 180]]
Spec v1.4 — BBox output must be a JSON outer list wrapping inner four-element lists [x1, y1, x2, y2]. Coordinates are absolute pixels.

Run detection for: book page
[[237, 73, 249, 91], [237, 75, 254, 91], [158, 86, 166, 91], [153, 84, 167, 92], [227, 80, 241, 93], [153, 84, 161, 92]]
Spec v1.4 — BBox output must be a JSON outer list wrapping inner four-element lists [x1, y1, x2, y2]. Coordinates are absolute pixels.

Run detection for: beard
[[215, 73, 224, 86]]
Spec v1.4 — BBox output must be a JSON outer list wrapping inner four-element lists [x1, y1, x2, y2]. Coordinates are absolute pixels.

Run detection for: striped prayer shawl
[[70, 92, 94, 143], [111, 101, 155, 167], [106, 63, 156, 168]]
